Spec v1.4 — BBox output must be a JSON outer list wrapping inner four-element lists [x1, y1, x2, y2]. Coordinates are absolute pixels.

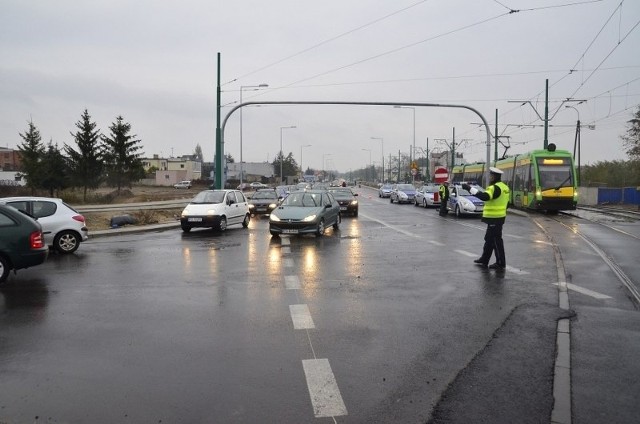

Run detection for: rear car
[[180, 189, 250, 232], [0, 197, 89, 254], [415, 184, 440, 208], [390, 184, 417, 204], [0, 204, 49, 283], [328, 187, 359, 216], [248, 189, 279, 216]]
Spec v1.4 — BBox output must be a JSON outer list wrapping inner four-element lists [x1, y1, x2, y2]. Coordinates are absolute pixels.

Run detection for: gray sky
[[1, 0, 639, 174]]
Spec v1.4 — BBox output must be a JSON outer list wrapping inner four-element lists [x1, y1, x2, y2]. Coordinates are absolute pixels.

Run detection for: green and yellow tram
[[451, 144, 578, 212]]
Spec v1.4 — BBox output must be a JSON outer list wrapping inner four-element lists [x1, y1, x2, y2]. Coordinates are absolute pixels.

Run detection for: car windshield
[[397, 184, 415, 190], [422, 185, 438, 193], [252, 191, 277, 200], [454, 187, 472, 196], [329, 189, 353, 198], [190, 191, 226, 204], [381, 184, 392, 189], [281, 192, 323, 207]]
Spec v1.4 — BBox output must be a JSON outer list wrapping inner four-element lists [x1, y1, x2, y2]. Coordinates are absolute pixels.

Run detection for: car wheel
[[217, 216, 228, 232], [242, 214, 250, 228], [333, 214, 341, 230], [316, 219, 325, 236], [54, 231, 80, 254], [455, 205, 461, 217], [0, 255, 10, 283], [423, 199, 428, 208], [181, 225, 192, 233]]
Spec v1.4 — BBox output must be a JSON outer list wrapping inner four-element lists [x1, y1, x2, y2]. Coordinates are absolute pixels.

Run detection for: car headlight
[[303, 214, 317, 222], [398, 192, 408, 199], [249, 204, 255, 209], [350, 200, 358, 205], [270, 214, 280, 222], [269, 203, 277, 209]]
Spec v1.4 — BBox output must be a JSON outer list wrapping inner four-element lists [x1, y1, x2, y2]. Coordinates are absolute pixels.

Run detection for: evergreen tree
[[194, 143, 204, 161], [621, 106, 640, 160], [271, 152, 299, 181], [17, 119, 45, 193], [102, 115, 145, 193], [65, 109, 103, 201], [226, 153, 235, 163], [41, 140, 69, 196]]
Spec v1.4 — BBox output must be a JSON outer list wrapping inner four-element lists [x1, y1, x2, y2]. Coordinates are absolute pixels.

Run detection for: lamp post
[[280, 125, 296, 185], [323, 153, 332, 182], [394, 106, 416, 182], [300, 144, 312, 180], [565, 105, 594, 186], [371, 136, 384, 182], [362, 148, 372, 182], [239, 83, 268, 185]]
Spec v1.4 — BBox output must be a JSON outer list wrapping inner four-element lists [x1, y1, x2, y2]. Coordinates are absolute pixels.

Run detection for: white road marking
[[284, 258, 295, 268], [358, 213, 420, 238], [285, 275, 301, 290], [456, 250, 530, 274], [289, 304, 315, 330], [428, 240, 445, 246], [302, 359, 348, 418], [281, 246, 291, 255], [281, 238, 290, 246], [553, 282, 612, 300], [455, 249, 475, 257]]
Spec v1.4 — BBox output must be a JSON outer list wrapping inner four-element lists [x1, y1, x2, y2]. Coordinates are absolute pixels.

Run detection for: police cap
[[489, 167, 503, 175]]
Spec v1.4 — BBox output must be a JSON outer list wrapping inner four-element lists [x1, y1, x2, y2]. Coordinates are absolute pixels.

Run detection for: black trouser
[[439, 199, 448, 216], [479, 221, 506, 266]]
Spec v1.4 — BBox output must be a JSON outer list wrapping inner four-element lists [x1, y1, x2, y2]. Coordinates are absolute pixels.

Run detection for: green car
[[269, 190, 341, 237], [0, 204, 49, 283]]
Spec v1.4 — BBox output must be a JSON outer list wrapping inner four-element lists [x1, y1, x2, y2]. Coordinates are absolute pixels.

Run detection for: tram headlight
[[536, 189, 542, 198]]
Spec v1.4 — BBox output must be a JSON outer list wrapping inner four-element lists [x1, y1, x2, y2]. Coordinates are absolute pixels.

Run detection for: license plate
[[283, 229, 298, 234], [188, 217, 203, 222], [340, 207, 347, 211]]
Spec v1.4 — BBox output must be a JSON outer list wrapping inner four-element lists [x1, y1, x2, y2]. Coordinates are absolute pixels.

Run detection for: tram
[[451, 144, 578, 212]]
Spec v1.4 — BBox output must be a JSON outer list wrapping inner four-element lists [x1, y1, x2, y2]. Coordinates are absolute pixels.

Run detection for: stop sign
[[433, 167, 449, 183]]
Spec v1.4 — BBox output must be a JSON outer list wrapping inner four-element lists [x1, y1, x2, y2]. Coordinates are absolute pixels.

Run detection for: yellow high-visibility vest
[[483, 181, 509, 218]]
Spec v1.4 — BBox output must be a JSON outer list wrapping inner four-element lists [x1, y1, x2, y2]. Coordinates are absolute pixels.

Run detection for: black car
[[0, 204, 49, 283], [248, 189, 280, 216], [328, 188, 359, 217]]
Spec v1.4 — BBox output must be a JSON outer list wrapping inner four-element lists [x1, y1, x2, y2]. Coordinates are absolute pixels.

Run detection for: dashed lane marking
[[281, 246, 291, 255], [289, 304, 315, 330], [302, 359, 348, 418], [285, 275, 301, 290], [553, 282, 612, 300], [455, 250, 530, 275], [284, 258, 295, 268]]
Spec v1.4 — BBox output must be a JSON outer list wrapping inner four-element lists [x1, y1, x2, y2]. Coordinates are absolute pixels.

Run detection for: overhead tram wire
[[223, 0, 431, 86]]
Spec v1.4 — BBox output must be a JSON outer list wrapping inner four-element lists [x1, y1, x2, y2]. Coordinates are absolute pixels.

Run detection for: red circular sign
[[433, 167, 449, 183]]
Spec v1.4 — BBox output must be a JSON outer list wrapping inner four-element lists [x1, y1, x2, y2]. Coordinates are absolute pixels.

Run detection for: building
[[226, 162, 274, 182], [141, 154, 202, 186], [0, 147, 21, 171]]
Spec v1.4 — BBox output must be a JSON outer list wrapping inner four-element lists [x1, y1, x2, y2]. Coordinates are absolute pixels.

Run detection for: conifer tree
[[102, 116, 145, 193], [41, 140, 69, 196], [17, 119, 45, 193], [65, 109, 103, 201]]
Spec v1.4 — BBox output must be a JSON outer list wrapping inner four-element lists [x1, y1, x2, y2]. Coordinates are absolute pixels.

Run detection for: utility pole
[[215, 52, 223, 189], [495, 109, 499, 162], [544, 79, 549, 149], [451, 128, 455, 170]]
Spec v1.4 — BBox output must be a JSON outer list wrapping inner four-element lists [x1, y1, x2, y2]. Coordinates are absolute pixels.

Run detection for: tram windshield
[[537, 157, 573, 190]]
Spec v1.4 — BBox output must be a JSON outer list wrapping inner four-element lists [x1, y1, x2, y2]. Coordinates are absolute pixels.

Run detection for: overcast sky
[[1, 0, 639, 175]]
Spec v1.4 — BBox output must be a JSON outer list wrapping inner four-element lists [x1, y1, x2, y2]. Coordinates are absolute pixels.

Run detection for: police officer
[[462, 167, 510, 270], [438, 180, 450, 216]]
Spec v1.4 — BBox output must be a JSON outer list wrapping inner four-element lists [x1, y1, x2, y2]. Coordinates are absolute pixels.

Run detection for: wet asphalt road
[[1, 188, 639, 423]]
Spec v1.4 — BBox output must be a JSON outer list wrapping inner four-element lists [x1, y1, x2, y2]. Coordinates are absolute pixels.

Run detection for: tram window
[[539, 165, 572, 189]]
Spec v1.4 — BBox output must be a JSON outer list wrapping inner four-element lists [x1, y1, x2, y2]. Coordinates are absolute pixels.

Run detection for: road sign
[[434, 167, 448, 183]]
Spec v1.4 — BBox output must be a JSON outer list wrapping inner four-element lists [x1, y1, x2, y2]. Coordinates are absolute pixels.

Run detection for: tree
[[17, 119, 45, 193], [41, 140, 69, 196], [621, 106, 640, 160], [102, 115, 146, 193], [271, 152, 299, 181], [194, 143, 204, 161], [65, 109, 103, 201], [226, 153, 235, 163]]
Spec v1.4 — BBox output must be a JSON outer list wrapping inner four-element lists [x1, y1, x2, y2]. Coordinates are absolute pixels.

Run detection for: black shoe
[[474, 260, 488, 269], [488, 263, 506, 270]]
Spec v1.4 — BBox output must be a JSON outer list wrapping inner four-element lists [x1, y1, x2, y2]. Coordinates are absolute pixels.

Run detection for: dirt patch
[[84, 208, 184, 231]]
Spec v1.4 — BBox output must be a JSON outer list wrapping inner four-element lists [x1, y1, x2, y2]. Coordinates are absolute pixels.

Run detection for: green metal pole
[[451, 127, 455, 170], [215, 52, 223, 189], [544, 79, 549, 150]]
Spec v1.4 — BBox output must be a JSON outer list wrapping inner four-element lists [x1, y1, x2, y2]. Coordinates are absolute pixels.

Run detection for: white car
[[174, 180, 192, 189], [180, 189, 250, 232], [0, 197, 89, 254]]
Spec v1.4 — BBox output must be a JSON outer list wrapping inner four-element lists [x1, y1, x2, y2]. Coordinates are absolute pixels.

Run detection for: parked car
[[174, 180, 192, 189], [378, 183, 393, 198], [390, 184, 417, 204], [415, 184, 440, 208], [0, 204, 49, 283], [250, 182, 267, 189], [248, 189, 279, 216], [328, 187, 359, 217], [269, 190, 341, 237], [447, 185, 484, 217], [0, 197, 89, 254], [180, 189, 250, 232]]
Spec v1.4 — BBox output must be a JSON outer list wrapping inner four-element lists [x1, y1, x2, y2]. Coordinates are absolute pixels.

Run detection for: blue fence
[[597, 187, 640, 205]]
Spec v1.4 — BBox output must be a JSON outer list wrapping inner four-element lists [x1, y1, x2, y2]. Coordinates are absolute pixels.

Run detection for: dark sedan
[[248, 189, 280, 216], [269, 190, 341, 237], [328, 188, 359, 217], [0, 204, 49, 283]]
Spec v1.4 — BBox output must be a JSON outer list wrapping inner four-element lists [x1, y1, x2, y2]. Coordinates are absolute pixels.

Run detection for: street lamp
[[362, 148, 372, 182], [323, 153, 332, 182], [280, 125, 297, 185], [239, 84, 268, 185], [300, 144, 312, 180], [565, 105, 594, 186], [394, 106, 416, 181], [371, 137, 384, 182]]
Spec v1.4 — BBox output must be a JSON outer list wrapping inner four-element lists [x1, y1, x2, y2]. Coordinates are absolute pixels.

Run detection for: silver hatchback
[[0, 197, 89, 254]]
